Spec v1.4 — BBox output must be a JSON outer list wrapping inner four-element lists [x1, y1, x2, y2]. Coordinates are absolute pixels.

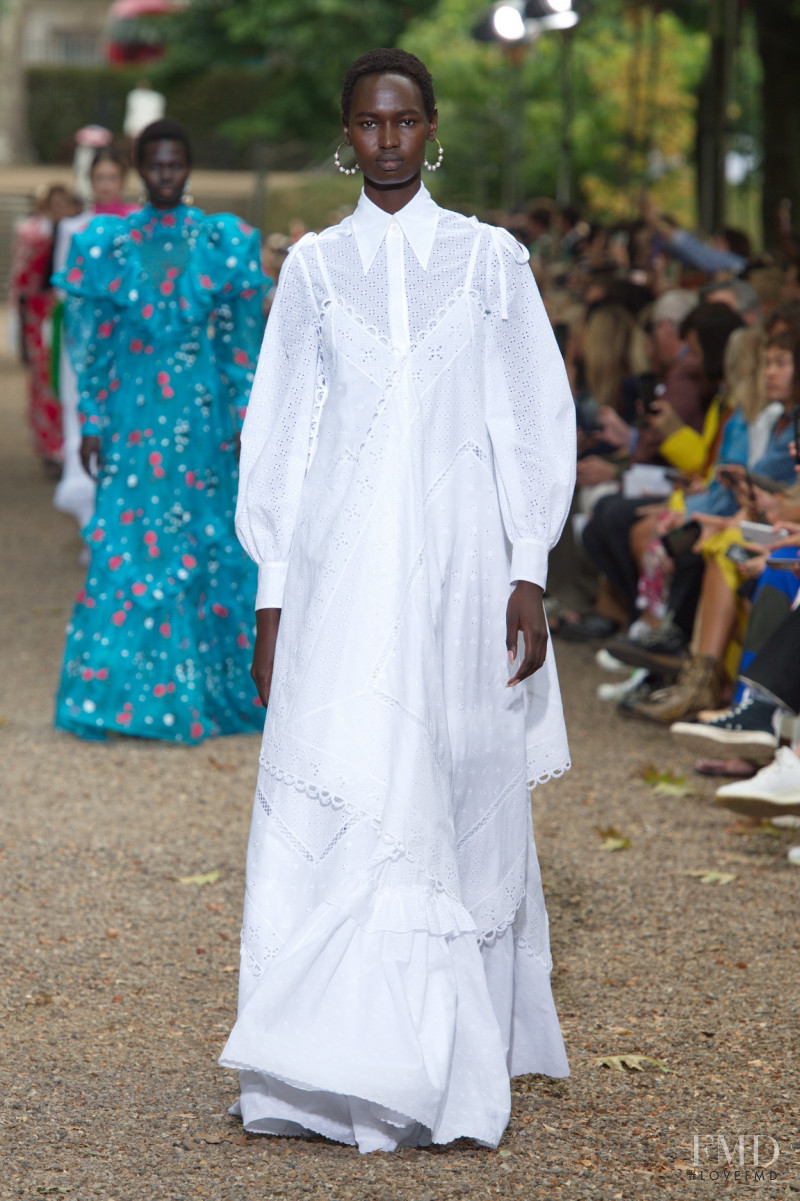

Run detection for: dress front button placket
[[386, 218, 410, 356]]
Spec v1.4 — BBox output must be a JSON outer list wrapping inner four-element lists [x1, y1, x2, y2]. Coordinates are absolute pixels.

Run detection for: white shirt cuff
[[510, 540, 549, 590], [256, 562, 288, 610]]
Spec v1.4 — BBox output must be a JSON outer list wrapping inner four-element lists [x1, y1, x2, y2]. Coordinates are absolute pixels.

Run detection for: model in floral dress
[[53, 121, 266, 743], [9, 185, 73, 464]]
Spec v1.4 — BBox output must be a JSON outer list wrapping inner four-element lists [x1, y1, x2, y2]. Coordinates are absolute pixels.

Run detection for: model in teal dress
[[53, 120, 267, 743]]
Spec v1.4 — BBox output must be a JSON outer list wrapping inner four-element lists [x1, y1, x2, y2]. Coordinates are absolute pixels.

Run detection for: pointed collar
[[349, 184, 440, 274]]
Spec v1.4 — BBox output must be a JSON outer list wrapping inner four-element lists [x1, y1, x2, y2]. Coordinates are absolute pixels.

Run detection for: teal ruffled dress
[[53, 204, 267, 743]]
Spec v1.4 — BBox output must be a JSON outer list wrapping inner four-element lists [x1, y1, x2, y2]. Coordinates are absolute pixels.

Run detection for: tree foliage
[[159, 0, 438, 152], [402, 0, 707, 217]]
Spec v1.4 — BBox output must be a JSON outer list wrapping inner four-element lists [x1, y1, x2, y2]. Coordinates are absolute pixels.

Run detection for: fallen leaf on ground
[[685, 870, 736, 885], [593, 1053, 672, 1073], [639, 765, 696, 798], [208, 756, 237, 772], [595, 825, 631, 851], [177, 869, 221, 886]]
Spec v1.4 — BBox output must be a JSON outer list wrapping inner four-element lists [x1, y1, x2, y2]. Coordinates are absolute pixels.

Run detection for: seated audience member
[[702, 277, 761, 326], [713, 600, 800, 868], [623, 330, 800, 722], [574, 301, 735, 639], [670, 531, 800, 764]]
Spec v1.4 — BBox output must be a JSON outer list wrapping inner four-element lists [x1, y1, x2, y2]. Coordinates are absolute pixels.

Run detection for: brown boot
[[626, 654, 725, 724]]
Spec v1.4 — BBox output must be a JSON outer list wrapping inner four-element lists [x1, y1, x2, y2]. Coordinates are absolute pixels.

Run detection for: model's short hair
[[341, 49, 436, 123], [135, 119, 192, 168]]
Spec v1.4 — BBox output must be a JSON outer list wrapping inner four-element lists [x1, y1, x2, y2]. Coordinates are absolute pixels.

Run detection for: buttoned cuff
[[510, 539, 549, 590], [256, 562, 288, 610]]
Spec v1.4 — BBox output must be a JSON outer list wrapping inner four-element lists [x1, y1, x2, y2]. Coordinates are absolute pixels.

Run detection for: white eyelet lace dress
[[220, 185, 577, 1152]]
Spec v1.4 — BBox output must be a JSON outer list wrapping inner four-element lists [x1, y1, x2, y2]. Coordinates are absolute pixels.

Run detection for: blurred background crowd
[[2, 0, 800, 853]]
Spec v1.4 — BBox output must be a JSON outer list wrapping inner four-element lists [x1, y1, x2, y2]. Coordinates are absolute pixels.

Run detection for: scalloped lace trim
[[529, 760, 571, 789]]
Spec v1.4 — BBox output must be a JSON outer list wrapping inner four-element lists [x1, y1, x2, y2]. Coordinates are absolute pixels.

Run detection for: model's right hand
[[251, 608, 281, 707], [80, 435, 102, 479]]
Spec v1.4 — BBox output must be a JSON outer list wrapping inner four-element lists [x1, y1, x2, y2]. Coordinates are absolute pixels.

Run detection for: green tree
[[402, 0, 707, 217], [160, 0, 438, 156]]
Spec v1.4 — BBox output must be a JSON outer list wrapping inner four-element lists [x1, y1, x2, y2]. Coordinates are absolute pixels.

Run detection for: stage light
[[492, 3, 526, 41], [540, 10, 579, 29], [524, 0, 575, 16]]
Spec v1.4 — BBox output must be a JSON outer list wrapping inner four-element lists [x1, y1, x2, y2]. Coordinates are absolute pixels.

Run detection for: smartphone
[[747, 471, 789, 495], [661, 520, 701, 559], [726, 543, 761, 564], [765, 557, 800, 571], [637, 372, 663, 414]]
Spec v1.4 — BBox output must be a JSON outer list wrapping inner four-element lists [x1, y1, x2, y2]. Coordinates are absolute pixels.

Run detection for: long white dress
[[220, 185, 576, 1152]]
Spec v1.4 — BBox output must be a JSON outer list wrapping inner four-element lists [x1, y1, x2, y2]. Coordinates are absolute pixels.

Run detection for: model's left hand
[[506, 581, 548, 687]]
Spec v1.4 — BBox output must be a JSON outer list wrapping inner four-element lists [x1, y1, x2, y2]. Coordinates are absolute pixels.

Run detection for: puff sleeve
[[52, 216, 128, 434], [483, 228, 576, 590], [235, 239, 323, 609], [204, 215, 267, 431]]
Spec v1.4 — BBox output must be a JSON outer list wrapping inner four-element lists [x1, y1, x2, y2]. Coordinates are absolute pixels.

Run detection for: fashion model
[[221, 50, 576, 1150], [53, 120, 266, 743]]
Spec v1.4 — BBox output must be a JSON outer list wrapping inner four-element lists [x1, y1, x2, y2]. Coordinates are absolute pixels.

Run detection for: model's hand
[[506, 581, 547, 687], [80, 435, 102, 479], [251, 608, 281, 706]]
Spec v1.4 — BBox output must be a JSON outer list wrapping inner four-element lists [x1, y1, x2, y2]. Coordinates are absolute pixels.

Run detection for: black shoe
[[670, 696, 778, 764], [605, 621, 688, 678], [558, 613, 620, 643]]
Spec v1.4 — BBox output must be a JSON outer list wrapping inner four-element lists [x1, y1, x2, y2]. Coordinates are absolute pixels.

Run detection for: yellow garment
[[659, 395, 723, 479]]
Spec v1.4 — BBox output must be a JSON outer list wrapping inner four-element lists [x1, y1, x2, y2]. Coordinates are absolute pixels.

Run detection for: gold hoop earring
[[334, 143, 360, 176], [424, 139, 444, 172]]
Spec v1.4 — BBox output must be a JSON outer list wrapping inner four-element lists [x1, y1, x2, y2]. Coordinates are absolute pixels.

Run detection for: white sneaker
[[715, 746, 800, 818], [597, 668, 649, 702], [595, 648, 626, 673], [788, 846, 800, 866]]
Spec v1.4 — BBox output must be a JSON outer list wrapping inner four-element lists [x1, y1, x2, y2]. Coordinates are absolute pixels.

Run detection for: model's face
[[91, 161, 125, 206], [764, 346, 794, 405], [138, 140, 190, 210], [343, 72, 437, 190]]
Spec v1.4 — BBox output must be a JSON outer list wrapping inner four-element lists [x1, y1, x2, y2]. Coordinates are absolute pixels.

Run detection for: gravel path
[[1, 348, 798, 1200]]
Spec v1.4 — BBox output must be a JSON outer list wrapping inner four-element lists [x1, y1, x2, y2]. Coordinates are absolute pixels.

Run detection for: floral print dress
[[10, 213, 62, 461], [53, 204, 266, 743]]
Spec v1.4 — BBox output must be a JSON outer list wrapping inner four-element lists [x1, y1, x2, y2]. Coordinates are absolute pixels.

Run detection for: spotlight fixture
[[492, 3, 527, 41], [524, 0, 580, 28]]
